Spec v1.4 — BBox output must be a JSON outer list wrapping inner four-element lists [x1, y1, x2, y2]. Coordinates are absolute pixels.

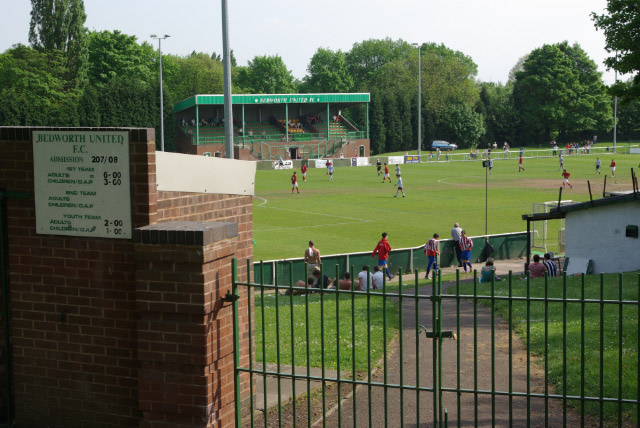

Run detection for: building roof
[[173, 93, 371, 113], [522, 192, 640, 222]]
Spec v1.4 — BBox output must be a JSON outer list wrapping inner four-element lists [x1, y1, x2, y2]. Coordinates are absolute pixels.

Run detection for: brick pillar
[[134, 221, 243, 428]]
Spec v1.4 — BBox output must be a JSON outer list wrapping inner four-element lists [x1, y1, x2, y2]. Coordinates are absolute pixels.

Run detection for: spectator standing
[[451, 222, 463, 267], [459, 230, 474, 272], [437, 148, 441, 161], [528, 254, 547, 278], [372, 232, 394, 280], [424, 233, 440, 279], [291, 171, 300, 194], [543, 253, 558, 277], [304, 240, 321, 277]]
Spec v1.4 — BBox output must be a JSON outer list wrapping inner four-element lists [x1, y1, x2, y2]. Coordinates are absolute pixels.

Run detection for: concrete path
[[318, 258, 581, 427]]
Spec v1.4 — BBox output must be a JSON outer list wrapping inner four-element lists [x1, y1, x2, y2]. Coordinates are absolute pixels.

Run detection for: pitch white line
[[437, 175, 482, 185], [255, 200, 368, 222], [259, 220, 370, 232], [254, 196, 268, 206]]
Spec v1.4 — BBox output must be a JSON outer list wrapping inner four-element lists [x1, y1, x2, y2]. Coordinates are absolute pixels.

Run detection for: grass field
[[253, 152, 640, 261], [452, 272, 639, 423]]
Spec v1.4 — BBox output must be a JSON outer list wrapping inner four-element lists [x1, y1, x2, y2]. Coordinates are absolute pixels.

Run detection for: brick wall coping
[[134, 221, 238, 245]]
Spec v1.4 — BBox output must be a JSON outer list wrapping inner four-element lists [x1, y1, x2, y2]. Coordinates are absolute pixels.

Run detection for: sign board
[[630, 148, 640, 154], [351, 157, 370, 166], [273, 160, 293, 170], [314, 159, 328, 168], [388, 156, 405, 165], [32, 131, 132, 239], [404, 155, 421, 164]]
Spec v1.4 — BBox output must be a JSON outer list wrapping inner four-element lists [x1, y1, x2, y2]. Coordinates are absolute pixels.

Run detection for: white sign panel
[[157, 151, 255, 195], [32, 131, 132, 239], [351, 157, 370, 166], [273, 160, 293, 170], [314, 159, 328, 168], [388, 156, 405, 165]]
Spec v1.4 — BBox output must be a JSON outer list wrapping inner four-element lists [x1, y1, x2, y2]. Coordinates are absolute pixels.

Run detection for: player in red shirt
[[291, 171, 299, 194], [372, 232, 393, 280], [561, 169, 572, 188], [610, 159, 616, 177], [382, 163, 391, 183], [518, 156, 525, 172], [301, 163, 307, 181]]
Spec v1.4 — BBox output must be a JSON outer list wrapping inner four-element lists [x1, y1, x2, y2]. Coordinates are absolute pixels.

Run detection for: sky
[[0, 0, 618, 85]]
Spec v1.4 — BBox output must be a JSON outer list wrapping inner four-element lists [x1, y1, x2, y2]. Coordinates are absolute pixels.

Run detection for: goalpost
[[531, 200, 576, 254]]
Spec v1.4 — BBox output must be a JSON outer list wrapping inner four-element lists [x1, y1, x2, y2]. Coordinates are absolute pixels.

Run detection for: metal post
[[327, 103, 330, 141], [150, 35, 170, 151], [613, 51, 618, 154], [221, 0, 234, 159], [366, 101, 370, 141], [285, 104, 289, 143], [485, 164, 488, 236], [242, 104, 245, 147], [414, 43, 422, 158]]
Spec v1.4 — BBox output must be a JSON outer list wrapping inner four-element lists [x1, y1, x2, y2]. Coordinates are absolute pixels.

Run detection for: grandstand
[[172, 93, 370, 161]]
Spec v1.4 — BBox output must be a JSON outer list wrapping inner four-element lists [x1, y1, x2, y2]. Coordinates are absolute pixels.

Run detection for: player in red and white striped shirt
[[423, 233, 440, 279], [459, 230, 474, 272]]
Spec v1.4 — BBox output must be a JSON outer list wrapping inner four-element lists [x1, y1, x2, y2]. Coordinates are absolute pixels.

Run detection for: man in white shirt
[[451, 222, 463, 267], [371, 265, 384, 290], [357, 265, 372, 291]]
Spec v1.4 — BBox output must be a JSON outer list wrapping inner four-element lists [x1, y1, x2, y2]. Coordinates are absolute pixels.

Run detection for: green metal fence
[[232, 258, 639, 427], [254, 232, 528, 287]]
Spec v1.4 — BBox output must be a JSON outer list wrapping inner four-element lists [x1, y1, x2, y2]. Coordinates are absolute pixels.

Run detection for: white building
[[523, 193, 640, 274]]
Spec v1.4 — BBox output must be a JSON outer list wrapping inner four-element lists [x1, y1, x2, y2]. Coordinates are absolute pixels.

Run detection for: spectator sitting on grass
[[313, 267, 332, 289], [337, 272, 353, 290], [284, 277, 315, 296], [528, 254, 547, 279], [480, 258, 502, 283]]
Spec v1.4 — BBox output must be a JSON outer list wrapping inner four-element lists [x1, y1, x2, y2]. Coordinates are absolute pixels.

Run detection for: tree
[[163, 52, 225, 102], [592, 0, 640, 98], [86, 30, 155, 87], [0, 44, 78, 126], [236, 55, 297, 93], [476, 82, 518, 146], [512, 42, 612, 145], [438, 103, 485, 148], [29, 0, 88, 86], [345, 38, 413, 89], [302, 48, 354, 93]]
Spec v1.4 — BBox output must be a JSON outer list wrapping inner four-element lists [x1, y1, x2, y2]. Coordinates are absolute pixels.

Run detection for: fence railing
[[254, 232, 528, 286], [232, 258, 640, 427], [423, 145, 637, 163]]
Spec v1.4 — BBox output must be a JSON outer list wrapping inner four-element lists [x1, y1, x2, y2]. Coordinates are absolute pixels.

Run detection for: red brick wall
[[0, 127, 253, 428]]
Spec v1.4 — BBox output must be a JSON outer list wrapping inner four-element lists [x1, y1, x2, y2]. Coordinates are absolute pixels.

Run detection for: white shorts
[[563, 178, 569, 183], [292, 182, 298, 188], [611, 167, 616, 173]]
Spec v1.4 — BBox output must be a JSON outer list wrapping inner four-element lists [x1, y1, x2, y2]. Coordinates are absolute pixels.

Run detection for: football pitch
[[253, 153, 640, 261]]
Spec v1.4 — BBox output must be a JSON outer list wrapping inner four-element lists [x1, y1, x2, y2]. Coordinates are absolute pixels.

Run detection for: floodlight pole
[[413, 43, 422, 159], [613, 54, 618, 154], [485, 162, 488, 236], [221, 0, 234, 159], [151, 34, 170, 151]]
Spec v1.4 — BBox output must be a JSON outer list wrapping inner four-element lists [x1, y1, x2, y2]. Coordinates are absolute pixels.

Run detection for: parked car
[[428, 140, 458, 150]]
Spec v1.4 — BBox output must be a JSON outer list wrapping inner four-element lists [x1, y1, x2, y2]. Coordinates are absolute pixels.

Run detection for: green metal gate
[[231, 258, 639, 427]]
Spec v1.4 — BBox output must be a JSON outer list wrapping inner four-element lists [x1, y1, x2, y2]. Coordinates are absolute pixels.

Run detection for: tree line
[[1, 0, 638, 154]]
